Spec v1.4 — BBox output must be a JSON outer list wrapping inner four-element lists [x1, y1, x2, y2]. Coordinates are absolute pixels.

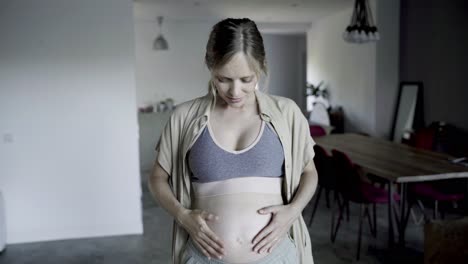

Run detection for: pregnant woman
[[149, 18, 318, 264]]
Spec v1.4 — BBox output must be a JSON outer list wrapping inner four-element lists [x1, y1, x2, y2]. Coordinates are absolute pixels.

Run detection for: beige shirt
[[156, 87, 316, 264]]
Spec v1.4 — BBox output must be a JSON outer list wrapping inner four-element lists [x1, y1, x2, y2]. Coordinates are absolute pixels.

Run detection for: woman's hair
[[205, 18, 268, 92]]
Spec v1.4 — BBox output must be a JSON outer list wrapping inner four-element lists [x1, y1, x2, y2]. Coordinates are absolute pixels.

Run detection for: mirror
[[391, 82, 425, 142]]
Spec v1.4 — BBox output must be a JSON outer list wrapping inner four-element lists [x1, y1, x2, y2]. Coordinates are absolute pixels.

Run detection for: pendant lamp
[[153, 16, 169, 50], [343, 0, 380, 43]]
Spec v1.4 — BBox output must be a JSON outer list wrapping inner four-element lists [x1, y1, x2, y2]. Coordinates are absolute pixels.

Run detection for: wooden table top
[[314, 133, 468, 183]]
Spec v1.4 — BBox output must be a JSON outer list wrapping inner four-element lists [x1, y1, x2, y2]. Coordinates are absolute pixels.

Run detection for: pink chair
[[309, 125, 326, 137], [405, 127, 465, 222], [409, 127, 435, 150], [331, 149, 400, 260], [407, 182, 465, 222]]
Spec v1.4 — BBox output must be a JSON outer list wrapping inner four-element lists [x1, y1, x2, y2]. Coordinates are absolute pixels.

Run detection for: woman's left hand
[[251, 204, 300, 254]]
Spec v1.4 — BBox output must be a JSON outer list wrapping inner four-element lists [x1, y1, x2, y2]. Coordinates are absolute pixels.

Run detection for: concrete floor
[[0, 182, 425, 264]]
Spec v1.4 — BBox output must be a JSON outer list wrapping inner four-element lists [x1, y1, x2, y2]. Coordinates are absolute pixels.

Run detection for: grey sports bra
[[187, 120, 285, 183]]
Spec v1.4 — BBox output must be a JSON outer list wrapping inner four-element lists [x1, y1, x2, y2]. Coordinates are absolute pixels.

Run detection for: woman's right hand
[[178, 209, 226, 260]]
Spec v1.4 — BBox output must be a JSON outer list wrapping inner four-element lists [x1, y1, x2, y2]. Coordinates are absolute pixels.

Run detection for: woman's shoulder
[[167, 94, 208, 124], [260, 91, 302, 115]]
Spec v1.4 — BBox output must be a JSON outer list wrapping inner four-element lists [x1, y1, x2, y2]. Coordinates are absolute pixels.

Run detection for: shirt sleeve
[[302, 126, 316, 171], [155, 113, 175, 176], [291, 101, 316, 172]]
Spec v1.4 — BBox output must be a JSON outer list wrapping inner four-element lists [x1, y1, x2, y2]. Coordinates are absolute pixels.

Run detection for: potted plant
[[305, 81, 330, 111]]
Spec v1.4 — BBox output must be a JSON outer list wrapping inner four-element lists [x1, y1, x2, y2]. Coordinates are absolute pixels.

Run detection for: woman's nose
[[229, 82, 242, 96]]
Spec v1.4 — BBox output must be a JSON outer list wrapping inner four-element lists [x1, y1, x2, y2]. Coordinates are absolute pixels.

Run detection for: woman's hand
[[251, 204, 300, 254], [178, 209, 226, 260]]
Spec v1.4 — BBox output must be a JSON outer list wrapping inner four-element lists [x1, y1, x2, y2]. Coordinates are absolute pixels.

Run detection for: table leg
[[387, 180, 395, 247], [398, 183, 407, 245]]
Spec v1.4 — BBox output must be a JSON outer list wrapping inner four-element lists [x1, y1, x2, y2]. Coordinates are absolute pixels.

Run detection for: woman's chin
[[217, 93, 254, 109]]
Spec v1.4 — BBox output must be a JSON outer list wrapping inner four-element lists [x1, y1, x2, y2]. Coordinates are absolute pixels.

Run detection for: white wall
[[134, 13, 307, 111], [0, 0, 142, 244], [307, 0, 400, 136], [134, 18, 213, 107], [307, 7, 377, 134]]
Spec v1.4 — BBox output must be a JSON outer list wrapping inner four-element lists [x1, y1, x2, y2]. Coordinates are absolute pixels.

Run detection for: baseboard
[[7, 221, 143, 245]]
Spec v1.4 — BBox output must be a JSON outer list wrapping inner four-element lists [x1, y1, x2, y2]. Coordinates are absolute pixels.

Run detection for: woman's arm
[[148, 161, 226, 260], [252, 159, 318, 253], [147, 161, 188, 223], [289, 159, 319, 215]]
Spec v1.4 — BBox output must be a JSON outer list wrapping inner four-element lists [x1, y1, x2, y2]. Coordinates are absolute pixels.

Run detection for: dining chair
[[405, 127, 465, 224], [308, 145, 338, 225], [330, 149, 400, 261], [408, 126, 436, 150], [406, 182, 465, 223], [309, 125, 327, 138]]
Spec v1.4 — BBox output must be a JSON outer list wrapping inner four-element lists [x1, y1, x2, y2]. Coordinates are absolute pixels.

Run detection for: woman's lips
[[228, 96, 242, 102]]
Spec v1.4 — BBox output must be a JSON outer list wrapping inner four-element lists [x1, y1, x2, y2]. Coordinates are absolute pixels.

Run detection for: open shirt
[[155, 87, 316, 264]]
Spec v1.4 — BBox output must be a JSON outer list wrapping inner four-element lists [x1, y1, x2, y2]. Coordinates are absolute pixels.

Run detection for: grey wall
[[262, 34, 307, 110], [375, 0, 401, 139], [400, 0, 468, 131]]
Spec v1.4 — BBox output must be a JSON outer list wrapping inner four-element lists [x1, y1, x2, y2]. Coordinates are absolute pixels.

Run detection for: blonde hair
[[205, 18, 268, 93]]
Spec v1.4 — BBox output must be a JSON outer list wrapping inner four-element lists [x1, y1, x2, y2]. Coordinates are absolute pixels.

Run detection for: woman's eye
[[217, 77, 229, 83], [241, 78, 253, 83]]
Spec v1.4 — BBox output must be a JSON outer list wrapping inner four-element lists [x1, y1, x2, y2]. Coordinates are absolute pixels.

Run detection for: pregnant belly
[[191, 177, 289, 263]]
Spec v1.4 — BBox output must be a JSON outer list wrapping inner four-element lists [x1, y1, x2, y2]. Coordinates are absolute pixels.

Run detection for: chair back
[[310, 125, 327, 137], [331, 149, 362, 200], [313, 145, 335, 189], [410, 127, 436, 150]]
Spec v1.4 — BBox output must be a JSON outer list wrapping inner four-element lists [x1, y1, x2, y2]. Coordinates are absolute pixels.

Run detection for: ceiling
[[134, 0, 352, 33]]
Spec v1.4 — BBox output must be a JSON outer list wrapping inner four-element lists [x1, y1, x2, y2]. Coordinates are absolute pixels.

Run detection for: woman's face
[[212, 52, 258, 109]]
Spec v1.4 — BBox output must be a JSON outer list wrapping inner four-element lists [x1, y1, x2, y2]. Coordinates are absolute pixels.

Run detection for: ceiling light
[[153, 16, 169, 51], [343, 0, 380, 44]]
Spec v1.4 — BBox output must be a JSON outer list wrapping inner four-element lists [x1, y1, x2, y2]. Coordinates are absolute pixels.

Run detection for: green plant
[[305, 81, 328, 98]]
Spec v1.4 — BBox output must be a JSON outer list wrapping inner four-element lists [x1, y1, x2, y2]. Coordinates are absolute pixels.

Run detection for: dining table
[[314, 133, 468, 247]]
